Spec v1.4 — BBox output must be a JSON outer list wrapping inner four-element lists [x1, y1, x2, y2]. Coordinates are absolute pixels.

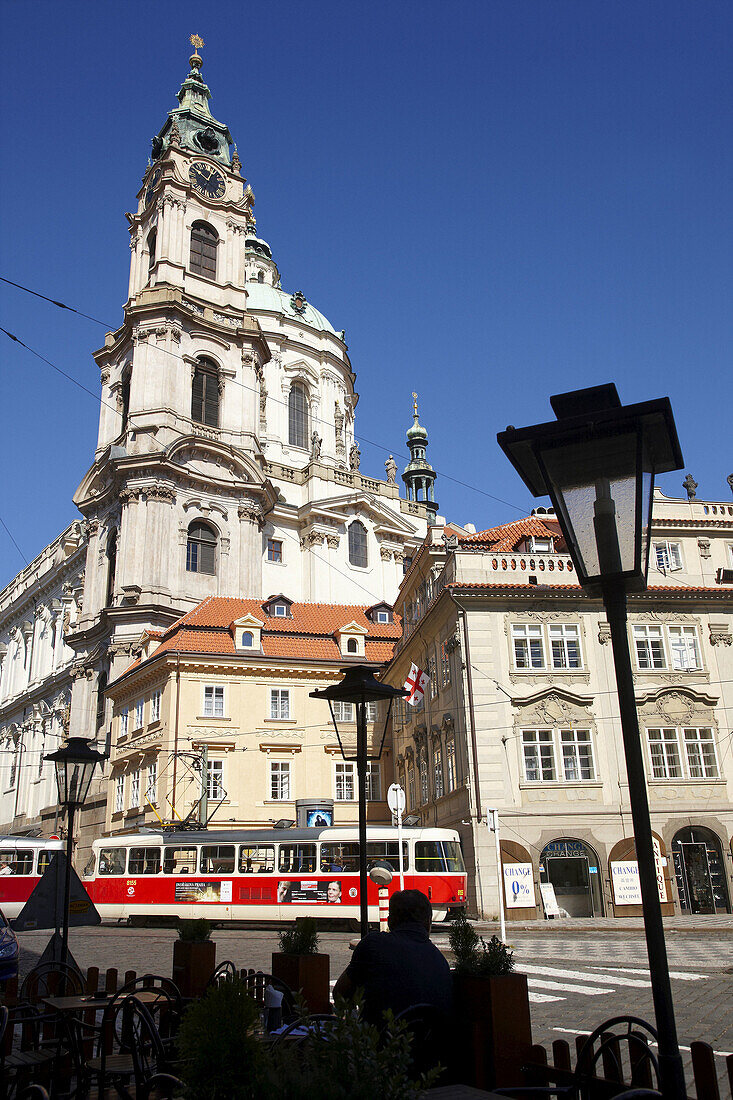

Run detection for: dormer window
[[528, 537, 552, 553], [273, 604, 288, 617], [241, 631, 254, 647], [366, 602, 393, 624], [336, 620, 368, 658], [264, 595, 293, 618], [232, 614, 263, 651], [347, 638, 358, 653]]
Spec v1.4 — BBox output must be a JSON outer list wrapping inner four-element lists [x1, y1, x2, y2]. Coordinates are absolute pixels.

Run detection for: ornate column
[[238, 498, 264, 596]]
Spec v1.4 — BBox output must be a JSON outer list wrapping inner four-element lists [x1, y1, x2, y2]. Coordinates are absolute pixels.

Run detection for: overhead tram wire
[[0, 275, 530, 516]]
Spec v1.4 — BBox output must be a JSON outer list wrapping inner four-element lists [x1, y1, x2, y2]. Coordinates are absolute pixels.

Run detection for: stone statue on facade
[[682, 474, 698, 501], [311, 431, 322, 461], [349, 442, 361, 470], [385, 455, 397, 484], [728, 473, 733, 497]]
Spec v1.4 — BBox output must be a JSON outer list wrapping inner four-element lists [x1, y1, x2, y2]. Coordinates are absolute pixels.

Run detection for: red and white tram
[[83, 826, 467, 924], [0, 835, 64, 918]]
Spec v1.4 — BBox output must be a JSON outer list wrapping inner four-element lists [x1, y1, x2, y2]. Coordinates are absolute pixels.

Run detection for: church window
[[186, 521, 217, 575], [257, 271, 264, 283], [96, 670, 108, 733], [120, 369, 131, 433], [147, 229, 157, 275], [191, 357, 219, 427], [105, 530, 117, 608], [267, 539, 283, 563], [189, 221, 218, 280], [288, 382, 309, 448], [348, 521, 368, 568]]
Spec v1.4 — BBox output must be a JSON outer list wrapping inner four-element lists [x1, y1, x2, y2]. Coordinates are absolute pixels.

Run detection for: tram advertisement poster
[[175, 880, 225, 903], [277, 879, 343, 904]]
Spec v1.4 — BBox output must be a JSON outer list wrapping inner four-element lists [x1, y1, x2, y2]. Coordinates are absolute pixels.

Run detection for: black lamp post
[[311, 666, 407, 938], [498, 383, 686, 1100], [44, 736, 105, 965]]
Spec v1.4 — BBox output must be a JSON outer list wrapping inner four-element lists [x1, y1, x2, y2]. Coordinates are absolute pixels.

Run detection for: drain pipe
[[171, 651, 181, 816], [451, 597, 482, 823]]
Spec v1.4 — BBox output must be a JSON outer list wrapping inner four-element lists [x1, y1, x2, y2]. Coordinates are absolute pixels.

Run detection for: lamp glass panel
[[538, 429, 641, 582], [55, 757, 97, 806]]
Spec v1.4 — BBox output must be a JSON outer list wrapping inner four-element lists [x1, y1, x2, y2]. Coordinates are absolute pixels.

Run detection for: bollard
[[378, 886, 389, 931]]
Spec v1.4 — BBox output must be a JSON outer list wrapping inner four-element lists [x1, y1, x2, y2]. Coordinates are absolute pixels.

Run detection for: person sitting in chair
[[333, 889, 453, 1026]]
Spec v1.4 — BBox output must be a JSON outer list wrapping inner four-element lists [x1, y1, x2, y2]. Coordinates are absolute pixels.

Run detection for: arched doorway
[[672, 826, 730, 914], [539, 838, 604, 918]]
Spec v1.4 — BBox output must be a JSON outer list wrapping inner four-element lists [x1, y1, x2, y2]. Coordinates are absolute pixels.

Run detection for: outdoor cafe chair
[[0, 1002, 61, 1100], [17, 1088, 51, 1100], [112, 974, 182, 1044], [242, 972, 297, 1025], [392, 1003, 451, 1080], [137, 1073, 186, 1100], [205, 959, 237, 989], [82, 992, 169, 1099], [20, 962, 84, 1003]]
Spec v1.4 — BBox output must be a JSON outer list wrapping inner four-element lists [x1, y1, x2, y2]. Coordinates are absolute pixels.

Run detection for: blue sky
[[1, 0, 731, 586]]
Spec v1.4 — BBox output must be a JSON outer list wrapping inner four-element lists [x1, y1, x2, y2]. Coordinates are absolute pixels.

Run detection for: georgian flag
[[404, 662, 429, 707]]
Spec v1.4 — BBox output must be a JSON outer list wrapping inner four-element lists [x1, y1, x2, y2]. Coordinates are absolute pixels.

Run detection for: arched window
[[257, 271, 264, 283], [189, 221, 218, 280], [241, 631, 254, 647], [147, 229, 157, 274], [186, 521, 217, 575], [348, 521, 368, 568], [288, 382, 309, 449], [347, 638, 358, 654], [191, 357, 219, 427], [96, 670, 108, 733], [105, 530, 118, 608], [120, 369, 131, 433]]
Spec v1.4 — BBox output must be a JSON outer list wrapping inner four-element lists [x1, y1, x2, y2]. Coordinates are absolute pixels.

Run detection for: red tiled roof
[[179, 595, 399, 637], [458, 516, 565, 552]]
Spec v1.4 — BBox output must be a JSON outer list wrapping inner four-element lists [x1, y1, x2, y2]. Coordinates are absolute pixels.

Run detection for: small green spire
[[402, 392, 438, 519]]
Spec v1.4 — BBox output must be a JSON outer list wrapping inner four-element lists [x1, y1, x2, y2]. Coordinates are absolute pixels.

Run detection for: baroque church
[[0, 46, 437, 848]]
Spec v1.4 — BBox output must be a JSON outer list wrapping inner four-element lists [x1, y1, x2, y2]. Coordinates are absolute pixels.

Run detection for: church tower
[[402, 394, 438, 521]]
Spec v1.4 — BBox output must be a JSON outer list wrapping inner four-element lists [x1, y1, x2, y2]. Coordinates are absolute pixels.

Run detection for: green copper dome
[[151, 50, 233, 169]]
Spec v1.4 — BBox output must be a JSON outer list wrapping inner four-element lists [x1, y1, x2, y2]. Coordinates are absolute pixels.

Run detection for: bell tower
[[67, 39, 277, 733], [402, 393, 438, 521]]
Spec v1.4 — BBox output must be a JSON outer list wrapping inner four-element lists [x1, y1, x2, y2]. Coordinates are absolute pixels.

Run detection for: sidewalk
[[472, 913, 733, 934]]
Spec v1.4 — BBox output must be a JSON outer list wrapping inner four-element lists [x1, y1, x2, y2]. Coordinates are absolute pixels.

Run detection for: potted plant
[[177, 976, 267, 1099], [172, 918, 216, 999], [449, 912, 532, 1089], [271, 917, 330, 1014]]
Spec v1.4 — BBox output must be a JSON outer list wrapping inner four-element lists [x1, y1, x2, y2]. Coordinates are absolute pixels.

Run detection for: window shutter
[[191, 369, 204, 421], [203, 373, 219, 427]]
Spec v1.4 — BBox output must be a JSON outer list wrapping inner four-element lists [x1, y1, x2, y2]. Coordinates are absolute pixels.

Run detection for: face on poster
[[277, 879, 342, 904]]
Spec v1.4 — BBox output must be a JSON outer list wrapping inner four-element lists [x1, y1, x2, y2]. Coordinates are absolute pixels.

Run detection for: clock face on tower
[[189, 162, 226, 199]]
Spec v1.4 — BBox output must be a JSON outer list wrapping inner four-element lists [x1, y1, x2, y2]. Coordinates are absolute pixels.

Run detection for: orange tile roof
[[459, 516, 564, 552], [116, 596, 401, 680]]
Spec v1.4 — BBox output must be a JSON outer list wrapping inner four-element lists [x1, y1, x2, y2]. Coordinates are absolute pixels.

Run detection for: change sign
[[503, 863, 535, 909]]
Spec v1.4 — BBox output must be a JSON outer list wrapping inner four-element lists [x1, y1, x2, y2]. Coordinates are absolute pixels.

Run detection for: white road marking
[[589, 965, 707, 981], [551, 1028, 733, 1059], [521, 964, 651, 988], [529, 992, 563, 1003], [528, 978, 614, 996]]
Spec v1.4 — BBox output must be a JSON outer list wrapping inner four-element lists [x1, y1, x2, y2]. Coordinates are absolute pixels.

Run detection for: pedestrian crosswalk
[[514, 961, 709, 1005]]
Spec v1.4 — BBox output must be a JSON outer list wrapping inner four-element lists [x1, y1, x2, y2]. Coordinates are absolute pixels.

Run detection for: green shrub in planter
[[449, 911, 514, 975], [176, 918, 213, 943], [277, 916, 319, 955], [177, 977, 265, 1100]]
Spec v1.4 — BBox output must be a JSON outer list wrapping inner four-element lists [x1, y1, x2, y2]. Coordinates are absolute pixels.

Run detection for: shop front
[[672, 826, 731, 915], [539, 838, 604, 918]]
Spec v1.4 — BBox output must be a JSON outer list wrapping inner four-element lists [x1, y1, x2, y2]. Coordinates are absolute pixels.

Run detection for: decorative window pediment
[[336, 620, 368, 658], [232, 613, 264, 651]]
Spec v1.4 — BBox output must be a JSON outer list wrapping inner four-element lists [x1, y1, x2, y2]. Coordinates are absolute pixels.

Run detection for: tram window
[[0, 849, 33, 875], [239, 846, 275, 874], [278, 844, 316, 874], [365, 841, 410, 871], [98, 848, 127, 876], [128, 847, 161, 875], [201, 845, 236, 874], [38, 851, 54, 875], [415, 841, 446, 872], [82, 854, 96, 878], [441, 841, 465, 872], [320, 843, 360, 873], [163, 847, 198, 875]]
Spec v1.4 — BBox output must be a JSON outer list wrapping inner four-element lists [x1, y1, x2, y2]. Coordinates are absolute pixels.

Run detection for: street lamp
[[45, 737, 105, 966], [311, 665, 407, 938], [498, 382, 686, 1100]]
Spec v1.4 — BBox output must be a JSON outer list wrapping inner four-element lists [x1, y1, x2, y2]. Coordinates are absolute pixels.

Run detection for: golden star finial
[[190, 33, 205, 56], [412, 391, 419, 417]]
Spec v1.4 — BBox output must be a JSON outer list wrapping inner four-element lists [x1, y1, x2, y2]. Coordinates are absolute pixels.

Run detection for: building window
[[146, 760, 157, 804], [419, 754, 429, 804], [120, 369, 131, 433], [440, 641, 451, 687], [667, 626, 702, 671], [646, 728, 683, 779], [428, 655, 438, 698], [366, 762, 382, 801], [512, 624, 545, 669], [207, 759, 224, 800], [120, 708, 129, 738], [560, 729, 595, 780], [376, 610, 390, 623], [114, 774, 124, 813], [272, 602, 288, 618], [105, 531, 117, 608], [433, 746, 444, 799], [203, 685, 225, 718], [270, 761, 291, 800], [522, 730, 556, 782], [333, 701, 354, 723], [241, 631, 254, 647], [446, 739, 456, 792], [189, 221, 218, 280], [348, 522, 368, 568], [408, 767, 415, 808], [191, 357, 220, 427], [633, 625, 666, 670], [267, 539, 283, 563], [147, 228, 156, 273], [683, 728, 719, 778], [288, 382, 309, 448], [335, 762, 355, 801], [130, 769, 140, 809], [186, 520, 217, 575], [135, 699, 144, 729], [403, 555, 413, 576], [365, 701, 378, 723], [654, 541, 682, 572], [96, 670, 108, 734], [151, 690, 161, 724], [549, 624, 582, 669], [347, 638, 358, 654], [646, 727, 719, 780], [270, 689, 290, 720]]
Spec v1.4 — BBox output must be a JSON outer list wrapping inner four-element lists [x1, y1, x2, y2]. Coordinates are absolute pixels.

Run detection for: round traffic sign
[[387, 783, 406, 815]]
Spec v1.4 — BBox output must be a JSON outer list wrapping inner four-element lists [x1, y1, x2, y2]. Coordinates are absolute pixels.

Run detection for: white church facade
[[0, 47, 435, 851]]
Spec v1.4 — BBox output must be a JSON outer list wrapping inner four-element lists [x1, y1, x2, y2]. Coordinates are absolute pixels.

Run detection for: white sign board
[[612, 838, 667, 905], [539, 882, 560, 918], [387, 783, 406, 817], [503, 863, 535, 909]]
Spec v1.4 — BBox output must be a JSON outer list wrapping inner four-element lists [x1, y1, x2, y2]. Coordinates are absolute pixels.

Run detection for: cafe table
[[41, 988, 166, 1012]]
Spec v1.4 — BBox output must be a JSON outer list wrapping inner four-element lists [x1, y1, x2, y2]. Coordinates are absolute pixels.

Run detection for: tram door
[[674, 843, 715, 914]]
